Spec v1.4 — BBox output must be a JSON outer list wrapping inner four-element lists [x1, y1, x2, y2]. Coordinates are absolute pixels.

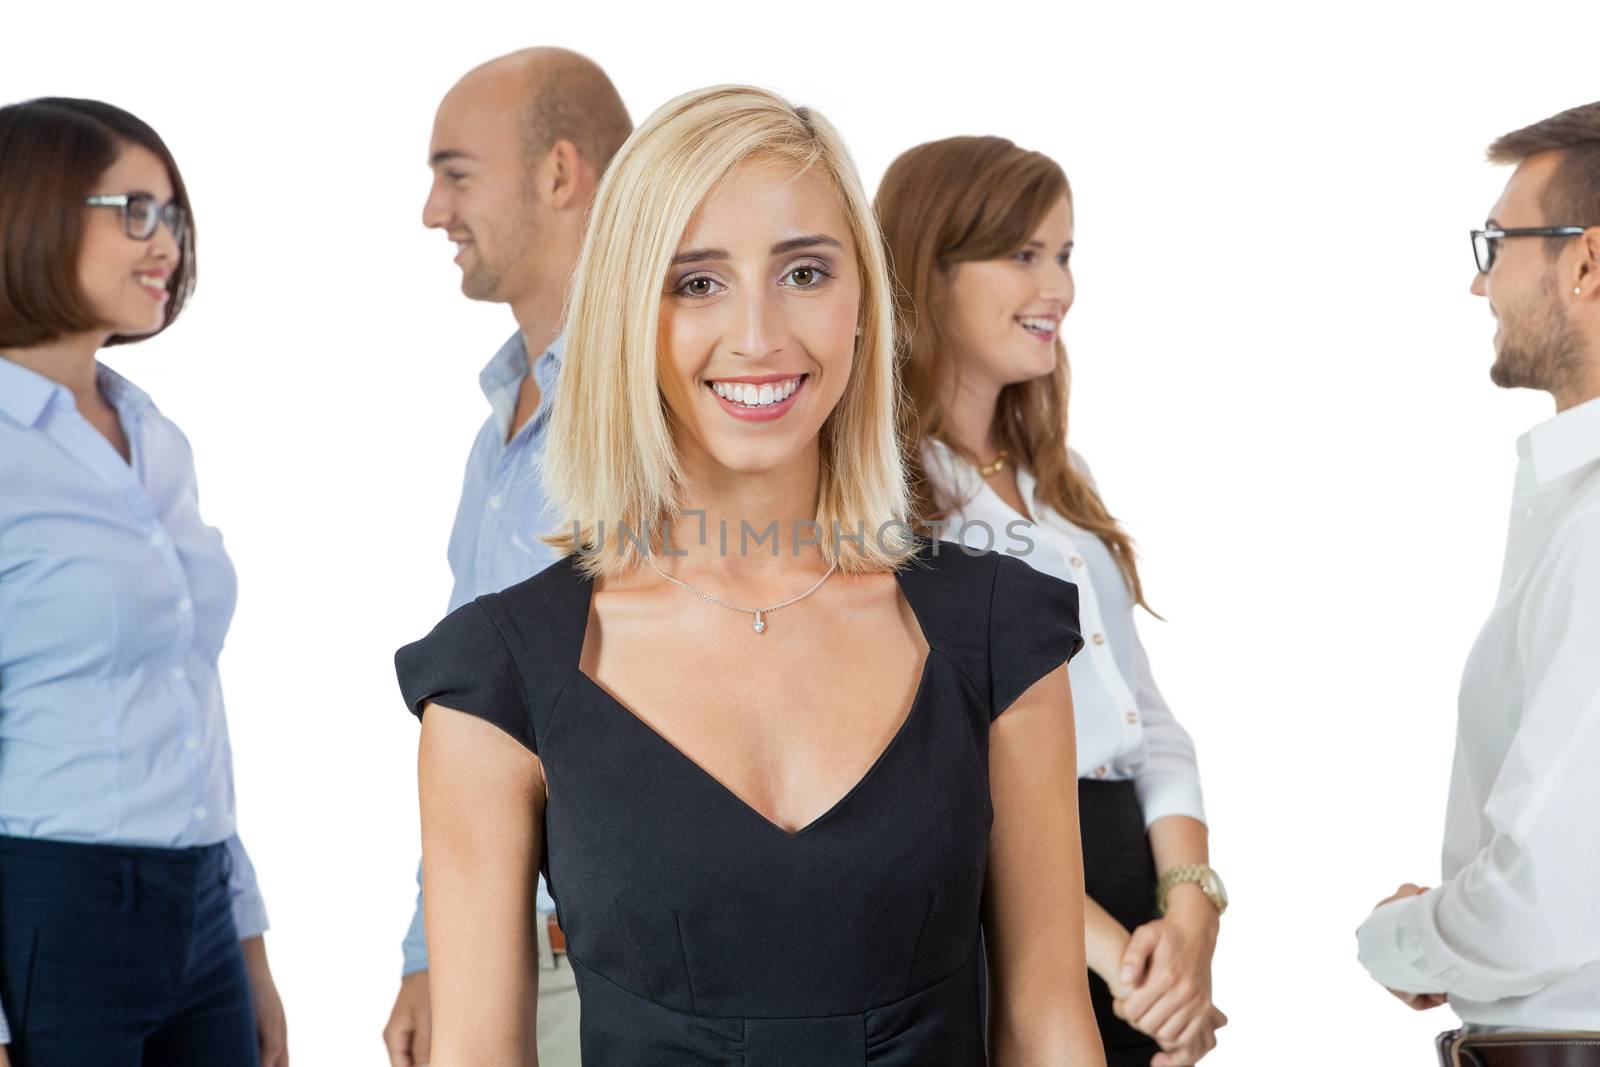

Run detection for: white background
[[4, 1, 1595, 1062]]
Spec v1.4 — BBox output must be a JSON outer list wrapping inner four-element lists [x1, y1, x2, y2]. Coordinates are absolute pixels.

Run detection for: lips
[[1015, 315, 1059, 341], [135, 272, 169, 303], [706, 373, 807, 422]]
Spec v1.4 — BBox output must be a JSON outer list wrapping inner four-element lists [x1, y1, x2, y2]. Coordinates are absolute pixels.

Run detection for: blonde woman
[[877, 136, 1225, 1067], [395, 89, 1104, 1065]]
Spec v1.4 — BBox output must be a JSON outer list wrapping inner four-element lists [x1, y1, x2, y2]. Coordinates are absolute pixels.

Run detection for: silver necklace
[[643, 552, 837, 634]]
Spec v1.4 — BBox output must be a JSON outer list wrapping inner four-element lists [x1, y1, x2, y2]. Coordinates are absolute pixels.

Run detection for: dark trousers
[[0, 834, 258, 1067], [1080, 779, 1162, 1066]]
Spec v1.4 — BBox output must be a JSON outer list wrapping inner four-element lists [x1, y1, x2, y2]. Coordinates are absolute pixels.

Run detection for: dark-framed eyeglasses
[[85, 193, 187, 243], [1470, 226, 1585, 275]]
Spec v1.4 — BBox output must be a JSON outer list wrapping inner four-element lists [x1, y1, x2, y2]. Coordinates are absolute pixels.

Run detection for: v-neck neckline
[[568, 558, 936, 840]]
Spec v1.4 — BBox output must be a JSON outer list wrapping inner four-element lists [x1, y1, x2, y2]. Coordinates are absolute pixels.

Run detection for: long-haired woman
[[0, 98, 285, 1067], [878, 136, 1226, 1067], [396, 88, 1104, 1065]]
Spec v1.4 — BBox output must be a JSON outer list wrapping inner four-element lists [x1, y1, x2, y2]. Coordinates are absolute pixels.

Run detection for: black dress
[[396, 541, 1083, 1066]]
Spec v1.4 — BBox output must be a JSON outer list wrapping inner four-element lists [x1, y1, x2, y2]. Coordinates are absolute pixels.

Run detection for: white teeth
[[135, 274, 164, 288], [709, 377, 802, 407], [1017, 316, 1057, 335]]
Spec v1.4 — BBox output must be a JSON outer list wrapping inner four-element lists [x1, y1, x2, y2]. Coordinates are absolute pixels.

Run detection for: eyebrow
[[429, 149, 474, 167], [670, 234, 844, 266]]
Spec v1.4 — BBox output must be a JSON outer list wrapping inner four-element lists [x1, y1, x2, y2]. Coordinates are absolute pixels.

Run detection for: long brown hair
[[876, 135, 1151, 611]]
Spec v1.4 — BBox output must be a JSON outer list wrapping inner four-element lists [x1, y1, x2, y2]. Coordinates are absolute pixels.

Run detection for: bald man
[[383, 48, 630, 1067]]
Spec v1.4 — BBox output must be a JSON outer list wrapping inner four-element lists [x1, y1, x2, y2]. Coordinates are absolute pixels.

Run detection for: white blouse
[[923, 440, 1206, 827]]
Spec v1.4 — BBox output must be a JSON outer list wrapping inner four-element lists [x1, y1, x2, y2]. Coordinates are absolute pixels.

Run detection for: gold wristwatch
[[1156, 865, 1228, 916]]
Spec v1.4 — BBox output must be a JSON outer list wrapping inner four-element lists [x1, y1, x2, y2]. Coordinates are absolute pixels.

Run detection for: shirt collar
[[95, 361, 154, 418], [0, 356, 69, 427], [476, 331, 564, 439], [1524, 394, 1600, 485]]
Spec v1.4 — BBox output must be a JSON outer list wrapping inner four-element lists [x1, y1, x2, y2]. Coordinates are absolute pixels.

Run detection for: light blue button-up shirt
[[0, 358, 267, 1043], [401, 331, 565, 976]]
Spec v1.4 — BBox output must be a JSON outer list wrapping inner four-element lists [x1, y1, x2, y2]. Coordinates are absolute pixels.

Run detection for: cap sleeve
[[395, 599, 535, 754], [988, 553, 1083, 721]]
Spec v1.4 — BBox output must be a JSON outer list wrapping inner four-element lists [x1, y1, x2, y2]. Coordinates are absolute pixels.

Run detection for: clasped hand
[[1110, 893, 1226, 1066]]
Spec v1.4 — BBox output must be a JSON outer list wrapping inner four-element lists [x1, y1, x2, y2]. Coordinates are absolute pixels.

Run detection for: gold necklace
[[977, 449, 1009, 477]]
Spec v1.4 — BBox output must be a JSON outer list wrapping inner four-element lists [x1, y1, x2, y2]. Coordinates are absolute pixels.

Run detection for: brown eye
[[686, 277, 713, 296], [790, 267, 816, 286]]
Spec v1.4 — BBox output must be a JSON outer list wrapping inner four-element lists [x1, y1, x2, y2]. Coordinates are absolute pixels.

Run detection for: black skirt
[[1080, 778, 1162, 1064]]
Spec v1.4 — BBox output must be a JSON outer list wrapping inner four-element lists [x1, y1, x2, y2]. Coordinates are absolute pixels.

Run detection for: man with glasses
[[1358, 101, 1600, 1064], [380, 48, 631, 1067]]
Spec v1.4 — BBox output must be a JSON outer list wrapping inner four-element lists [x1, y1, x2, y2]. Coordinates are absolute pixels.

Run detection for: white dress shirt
[[923, 441, 1206, 826], [1357, 395, 1600, 1030]]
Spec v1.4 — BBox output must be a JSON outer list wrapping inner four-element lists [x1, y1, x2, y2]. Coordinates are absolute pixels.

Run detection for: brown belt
[[1438, 1029, 1600, 1067], [547, 913, 566, 956]]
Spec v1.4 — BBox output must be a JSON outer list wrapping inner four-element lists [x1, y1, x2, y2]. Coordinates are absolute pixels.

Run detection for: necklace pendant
[[753, 610, 766, 634]]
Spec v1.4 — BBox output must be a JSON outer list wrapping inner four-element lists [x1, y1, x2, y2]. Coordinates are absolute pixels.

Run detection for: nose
[[150, 218, 181, 263], [1470, 271, 1487, 298], [729, 287, 784, 360], [1035, 258, 1074, 310], [422, 180, 450, 230]]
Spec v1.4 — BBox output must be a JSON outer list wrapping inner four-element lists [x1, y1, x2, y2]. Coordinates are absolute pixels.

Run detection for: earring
[[1577, 287, 1583, 296], [855, 327, 862, 337]]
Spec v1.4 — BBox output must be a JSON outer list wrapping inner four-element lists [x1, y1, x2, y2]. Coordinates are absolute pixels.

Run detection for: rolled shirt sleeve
[[1129, 625, 1207, 827], [402, 859, 429, 976], [226, 833, 270, 940], [1357, 513, 1600, 1000]]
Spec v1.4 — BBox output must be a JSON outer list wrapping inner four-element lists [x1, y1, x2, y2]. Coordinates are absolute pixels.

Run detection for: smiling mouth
[[1015, 315, 1059, 341], [135, 273, 169, 301], [705, 374, 807, 420]]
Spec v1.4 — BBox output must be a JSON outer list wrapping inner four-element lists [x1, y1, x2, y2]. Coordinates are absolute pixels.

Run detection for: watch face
[[1204, 870, 1229, 910]]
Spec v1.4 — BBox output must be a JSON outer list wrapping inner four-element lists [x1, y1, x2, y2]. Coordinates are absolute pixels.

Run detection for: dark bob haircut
[[0, 97, 196, 348]]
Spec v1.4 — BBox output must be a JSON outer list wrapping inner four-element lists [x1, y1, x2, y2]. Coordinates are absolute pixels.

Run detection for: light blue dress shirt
[[0, 358, 267, 1043], [401, 331, 565, 976]]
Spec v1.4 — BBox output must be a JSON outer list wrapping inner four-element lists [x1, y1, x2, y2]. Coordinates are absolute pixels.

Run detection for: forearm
[[1084, 896, 1131, 988]]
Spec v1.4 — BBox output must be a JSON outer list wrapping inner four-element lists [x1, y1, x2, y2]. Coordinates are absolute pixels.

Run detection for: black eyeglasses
[[85, 193, 187, 243], [1470, 226, 1586, 274]]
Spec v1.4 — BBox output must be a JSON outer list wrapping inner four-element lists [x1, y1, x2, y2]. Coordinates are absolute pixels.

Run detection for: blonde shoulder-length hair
[[541, 85, 914, 578]]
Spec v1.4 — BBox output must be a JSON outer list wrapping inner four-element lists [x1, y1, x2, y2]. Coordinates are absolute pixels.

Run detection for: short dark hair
[[519, 51, 633, 173], [1488, 102, 1600, 255], [0, 98, 196, 348]]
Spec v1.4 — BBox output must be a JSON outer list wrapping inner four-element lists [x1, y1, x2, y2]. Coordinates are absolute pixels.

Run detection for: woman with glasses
[[0, 98, 286, 1067], [876, 136, 1227, 1067]]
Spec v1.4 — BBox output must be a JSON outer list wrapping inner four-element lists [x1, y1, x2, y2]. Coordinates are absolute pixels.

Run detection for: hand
[[1373, 883, 1429, 911], [241, 936, 289, 1067], [1112, 888, 1220, 1055], [1151, 1007, 1228, 1067], [1388, 988, 1447, 1011], [383, 970, 433, 1067], [1, 1042, 10, 1067]]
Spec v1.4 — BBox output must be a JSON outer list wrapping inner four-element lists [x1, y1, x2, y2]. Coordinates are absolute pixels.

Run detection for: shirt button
[[1092, 633, 1106, 646], [177, 597, 193, 613], [148, 531, 167, 548], [193, 806, 208, 820], [1070, 556, 1084, 568], [171, 666, 187, 681], [1126, 711, 1139, 724], [488, 494, 503, 510], [186, 737, 200, 751], [1093, 765, 1108, 779]]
